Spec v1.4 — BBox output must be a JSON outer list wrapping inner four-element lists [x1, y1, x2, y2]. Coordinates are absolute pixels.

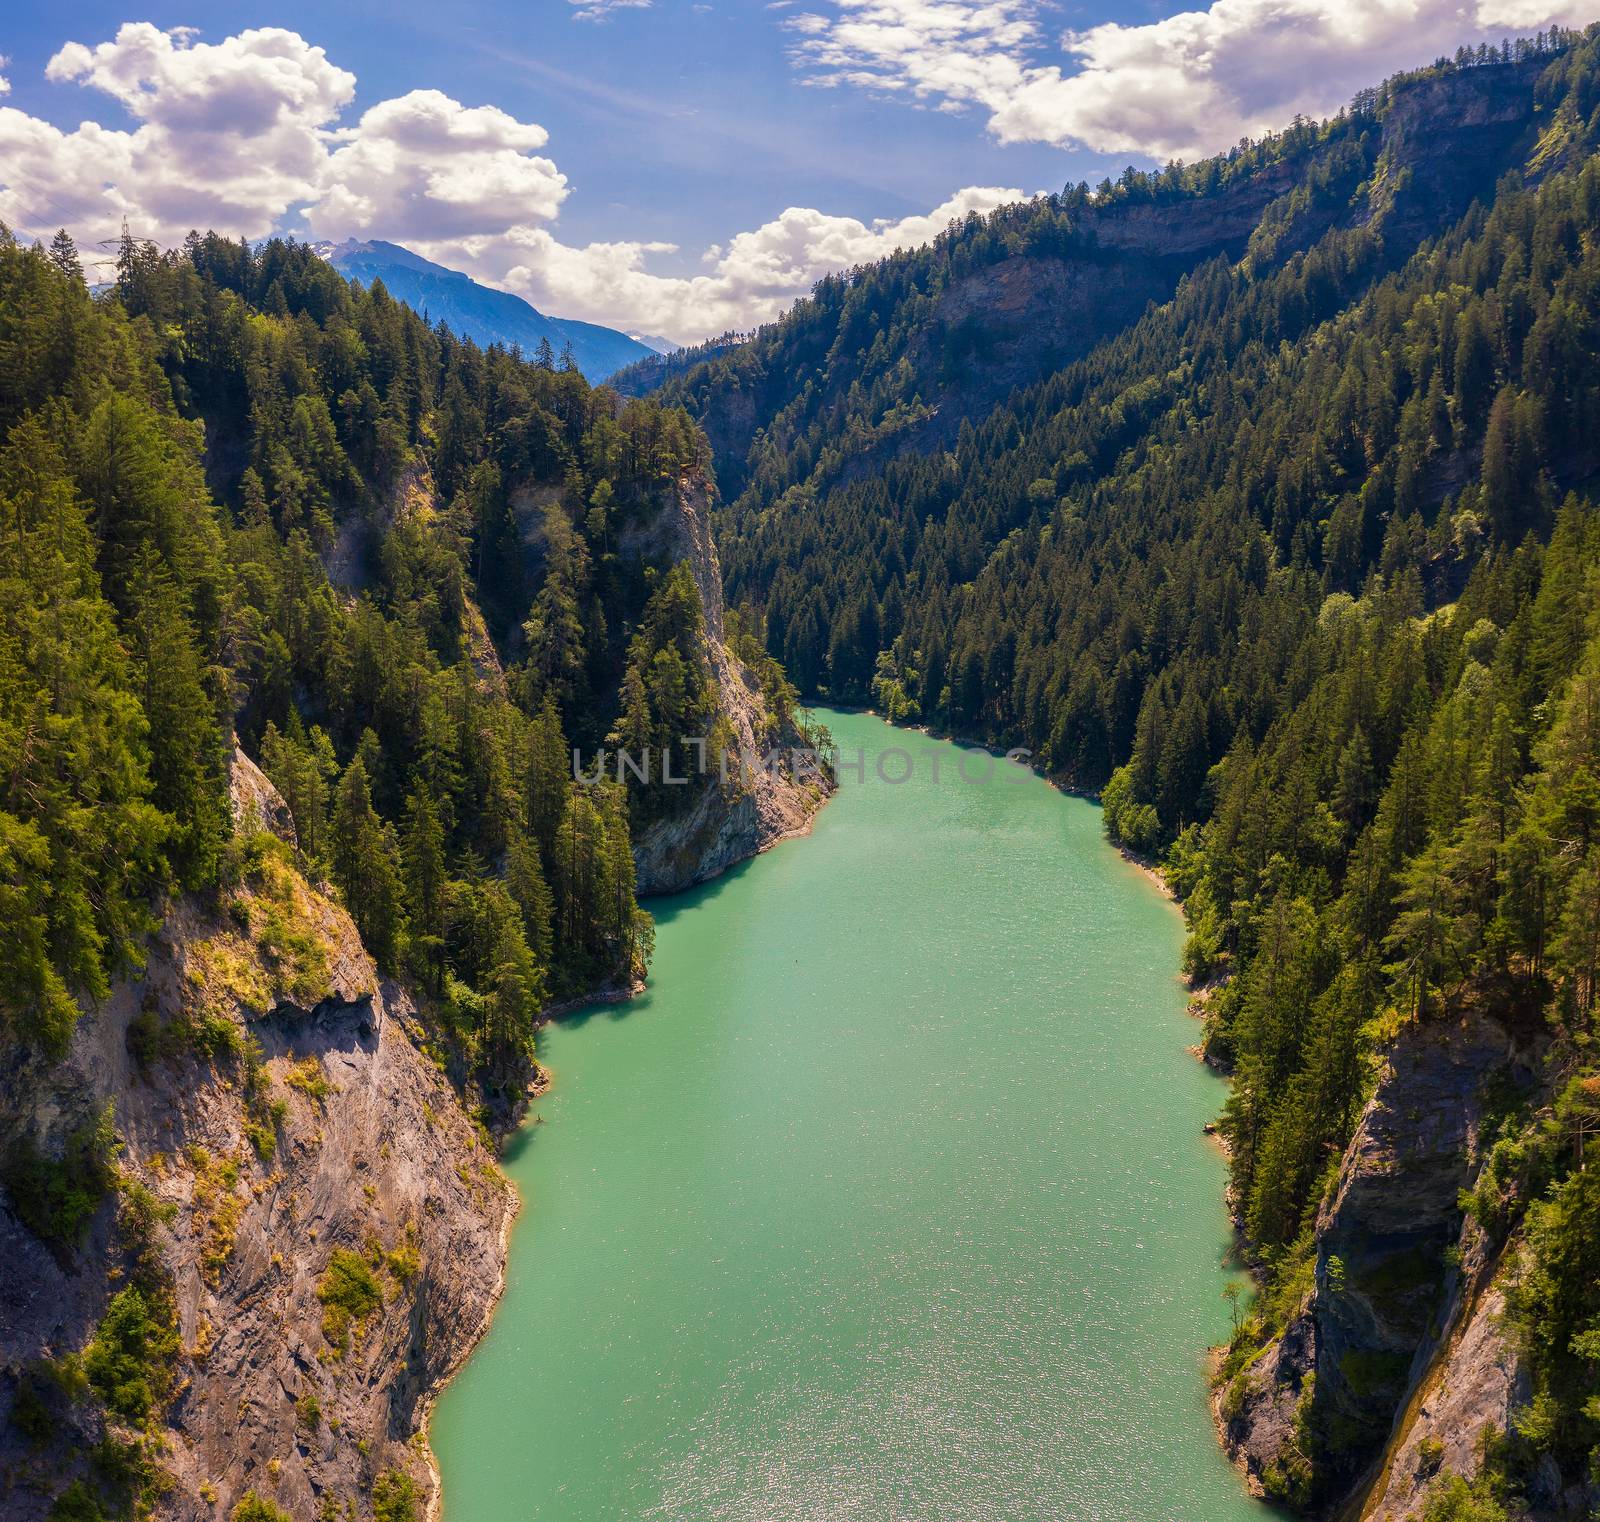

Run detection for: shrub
[[3, 1106, 117, 1249], [231, 1493, 292, 1522], [317, 1248, 383, 1354], [373, 1469, 419, 1522], [46, 1481, 108, 1521], [82, 1287, 180, 1425], [1419, 1473, 1508, 1521]]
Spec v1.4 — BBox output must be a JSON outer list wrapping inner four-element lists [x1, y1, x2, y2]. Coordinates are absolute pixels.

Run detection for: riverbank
[[849, 705, 1184, 904], [432, 708, 1262, 1522], [421, 1173, 521, 1522]]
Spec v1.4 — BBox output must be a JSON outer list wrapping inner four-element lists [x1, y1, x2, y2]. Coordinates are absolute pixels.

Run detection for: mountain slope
[[324, 239, 656, 382], [0, 229, 819, 1520], [610, 330, 750, 397], [0, 760, 514, 1522], [647, 51, 1561, 510], [648, 27, 1600, 1520]]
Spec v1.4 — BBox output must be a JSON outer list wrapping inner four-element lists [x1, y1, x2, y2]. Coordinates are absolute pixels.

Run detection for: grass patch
[[386, 1238, 421, 1288], [317, 1248, 384, 1355], [239, 1038, 288, 1164], [127, 998, 245, 1069], [186, 933, 273, 1018], [189, 1147, 246, 1285], [283, 1055, 334, 1104], [231, 1493, 292, 1522]]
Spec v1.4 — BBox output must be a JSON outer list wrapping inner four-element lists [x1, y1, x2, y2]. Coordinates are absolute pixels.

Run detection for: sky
[[3, 1, 1596, 343]]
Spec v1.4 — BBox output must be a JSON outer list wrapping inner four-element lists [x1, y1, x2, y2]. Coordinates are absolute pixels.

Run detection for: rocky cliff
[[1219, 1002, 1552, 1518], [0, 754, 513, 1522], [658, 57, 1561, 502], [1359, 1264, 1527, 1522], [623, 474, 832, 895]]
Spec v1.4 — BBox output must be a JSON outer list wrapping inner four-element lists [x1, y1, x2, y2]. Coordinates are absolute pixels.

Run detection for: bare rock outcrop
[[1220, 1003, 1543, 1509], [0, 768, 513, 1521], [229, 744, 299, 848], [624, 474, 832, 895], [1361, 1270, 1528, 1522]]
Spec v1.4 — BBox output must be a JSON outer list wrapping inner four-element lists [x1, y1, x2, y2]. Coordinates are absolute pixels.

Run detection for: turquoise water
[[432, 709, 1263, 1522]]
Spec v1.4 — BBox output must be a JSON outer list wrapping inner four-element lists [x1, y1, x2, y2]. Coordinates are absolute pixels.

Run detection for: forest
[[641, 29, 1600, 1513], [0, 227, 785, 1516], [4, 19, 1600, 1521], [0, 225, 737, 1098]]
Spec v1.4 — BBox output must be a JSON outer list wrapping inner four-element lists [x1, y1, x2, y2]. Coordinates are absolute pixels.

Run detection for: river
[[431, 709, 1265, 1521]]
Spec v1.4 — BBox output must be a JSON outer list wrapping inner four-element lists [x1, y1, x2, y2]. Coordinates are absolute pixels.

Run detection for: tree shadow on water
[[555, 851, 765, 1035]]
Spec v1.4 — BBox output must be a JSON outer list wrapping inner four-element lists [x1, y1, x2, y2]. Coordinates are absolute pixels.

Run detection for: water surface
[[432, 710, 1263, 1521]]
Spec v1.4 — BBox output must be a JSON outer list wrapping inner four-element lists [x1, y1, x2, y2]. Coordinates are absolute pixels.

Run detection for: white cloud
[[787, 0, 1598, 160], [430, 185, 1026, 339], [0, 24, 354, 256], [569, 0, 652, 19], [0, 21, 1016, 341], [310, 90, 568, 243]]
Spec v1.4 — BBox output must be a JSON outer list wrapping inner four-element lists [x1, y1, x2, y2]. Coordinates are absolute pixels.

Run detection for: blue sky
[[1, 1, 1092, 266], [3, 1, 1593, 340]]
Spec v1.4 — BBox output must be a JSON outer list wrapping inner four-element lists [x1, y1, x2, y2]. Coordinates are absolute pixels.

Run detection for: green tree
[[330, 758, 406, 968]]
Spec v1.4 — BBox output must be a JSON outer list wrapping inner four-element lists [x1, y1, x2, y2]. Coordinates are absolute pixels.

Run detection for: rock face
[[228, 745, 299, 848], [624, 474, 832, 895], [0, 759, 513, 1521], [1361, 1271, 1528, 1522], [671, 59, 1561, 503], [1220, 1004, 1543, 1510]]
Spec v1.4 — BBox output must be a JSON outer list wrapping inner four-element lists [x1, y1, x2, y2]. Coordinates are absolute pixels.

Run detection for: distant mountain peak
[[319, 238, 652, 382]]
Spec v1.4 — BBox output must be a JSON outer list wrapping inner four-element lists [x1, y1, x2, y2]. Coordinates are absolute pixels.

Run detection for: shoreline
[[422, 974, 645, 1522], [422, 780, 836, 1520], [636, 773, 835, 901], [857, 707, 1184, 907], [421, 1153, 521, 1522], [425, 711, 1250, 1521]]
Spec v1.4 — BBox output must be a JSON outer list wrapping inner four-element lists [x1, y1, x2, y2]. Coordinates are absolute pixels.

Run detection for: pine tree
[[127, 548, 229, 887], [47, 230, 82, 283], [330, 758, 406, 969], [506, 828, 555, 969], [525, 698, 569, 855], [403, 788, 448, 996], [0, 415, 166, 1050]]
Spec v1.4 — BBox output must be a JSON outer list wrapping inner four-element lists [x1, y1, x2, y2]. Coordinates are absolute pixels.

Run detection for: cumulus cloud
[[430, 185, 1026, 339], [310, 90, 568, 243], [0, 24, 354, 255], [0, 20, 1016, 341], [787, 0, 1598, 159]]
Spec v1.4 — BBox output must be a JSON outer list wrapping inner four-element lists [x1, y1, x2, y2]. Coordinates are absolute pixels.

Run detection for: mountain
[[320, 238, 655, 382], [644, 28, 1600, 1520], [0, 230, 823, 1522], [630, 332, 680, 356], [610, 330, 750, 396]]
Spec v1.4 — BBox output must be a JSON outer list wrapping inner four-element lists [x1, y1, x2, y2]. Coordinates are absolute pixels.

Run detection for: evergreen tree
[[330, 758, 406, 969]]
